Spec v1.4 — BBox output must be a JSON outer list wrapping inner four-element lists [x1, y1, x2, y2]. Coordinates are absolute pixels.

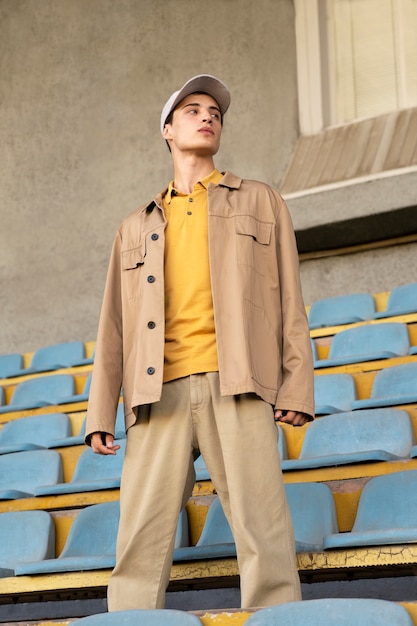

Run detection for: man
[[85, 74, 314, 612]]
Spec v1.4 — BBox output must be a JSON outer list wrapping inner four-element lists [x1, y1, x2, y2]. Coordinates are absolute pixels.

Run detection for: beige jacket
[[85, 172, 314, 441]]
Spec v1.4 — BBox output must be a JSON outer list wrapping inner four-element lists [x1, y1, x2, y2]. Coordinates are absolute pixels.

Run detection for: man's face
[[163, 93, 222, 156]]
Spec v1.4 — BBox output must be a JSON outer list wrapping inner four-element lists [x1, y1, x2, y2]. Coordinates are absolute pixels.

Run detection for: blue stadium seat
[[308, 293, 375, 329], [281, 408, 414, 471], [174, 497, 236, 562], [0, 449, 63, 499], [314, 373, 357, 414], [352, 362, 417, 410], [0, 510, 55, 578], [15, 503, 188, 576], [54, 372, 92, 405], [0, 374, 75, 414], [13, 341, 86, 377], [245, 598, 413, 625], [73, 609, 202, 625], [310, 339, 319, 366], [0, 413, 71, 454], [47, 402, 126, 448], [194, 454, 210, 482], [15, 501, 120, 575], [0, 353, 24, 379], [69, 345, 96, 367], [375, 282, 417, 318], [34, 439, 126, 496], [324, 469, 417, 550], [285, 482, 338, 552], [314, 322, 410, 369], [175, 483, 336, 561], [194, 423, 288, 481]]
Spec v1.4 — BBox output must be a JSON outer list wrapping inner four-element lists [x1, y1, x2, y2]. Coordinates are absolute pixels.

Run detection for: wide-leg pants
[[107, 373, 301, 611]]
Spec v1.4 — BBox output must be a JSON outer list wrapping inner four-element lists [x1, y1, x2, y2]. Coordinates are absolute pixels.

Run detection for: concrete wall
[[0, 0, 299, 354], [1, 0, 416, 356]]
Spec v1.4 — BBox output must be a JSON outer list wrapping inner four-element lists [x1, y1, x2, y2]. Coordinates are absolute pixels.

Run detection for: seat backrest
[[370, 362, 417, 399], [383, 282, 417, 316], [82, 373, 92, 394], [314, 373, 357, 413], [0, 449, 63, 494], [74, 609, 202, 625], [0, 413, 71, 448], [196, 497, 234, 547], [285, 482, 338, 551], [245, 598, 414, 625], [11, 374, 75, 406], [310, 338, 318, 364], [299, 408, 413, 460], [329, 322, 409, 360], [174, 509, 189, 549], [60, 501, 186, 558], [309, 293, 375, 328], [0, 510, 55, 569], [60, 501, 120, 558], [30, 341, 85, 371], [352, 469, 417, 532], [71, 439, 126, 482], [0, 353, 23, 379]]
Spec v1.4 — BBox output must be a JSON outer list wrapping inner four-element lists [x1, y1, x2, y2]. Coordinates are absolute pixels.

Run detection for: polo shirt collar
[[164, 169, 223, 205]]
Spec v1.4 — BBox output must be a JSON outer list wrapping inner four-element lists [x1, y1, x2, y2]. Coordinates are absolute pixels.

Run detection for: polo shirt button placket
[[147, 321, 156, 329], [147, 367, 155, 376], [187, 197, 193, 216]]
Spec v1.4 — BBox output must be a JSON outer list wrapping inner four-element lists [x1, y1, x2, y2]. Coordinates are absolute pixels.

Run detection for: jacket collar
[[218, 171, 242, 190]]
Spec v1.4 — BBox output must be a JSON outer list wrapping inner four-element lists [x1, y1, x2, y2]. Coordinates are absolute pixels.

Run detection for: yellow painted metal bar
[[402, 603, 417, 626], [312, 354, 417, 376], [0, 400, 89, 425], [197, 611, 252, 625], [0, 488, 120, 514], [309, 313, 417, 340]]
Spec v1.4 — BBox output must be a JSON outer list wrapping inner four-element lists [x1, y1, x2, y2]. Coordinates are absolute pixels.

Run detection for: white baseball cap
[[160, 74, 231, 134]]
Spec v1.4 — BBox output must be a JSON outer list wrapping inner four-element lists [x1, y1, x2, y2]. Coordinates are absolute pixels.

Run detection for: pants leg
[[107, 378, 195, 611], [195, 373, 301, 608]]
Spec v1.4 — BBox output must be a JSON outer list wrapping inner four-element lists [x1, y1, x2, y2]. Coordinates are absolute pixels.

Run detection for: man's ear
[[162, 125, 172, 140]]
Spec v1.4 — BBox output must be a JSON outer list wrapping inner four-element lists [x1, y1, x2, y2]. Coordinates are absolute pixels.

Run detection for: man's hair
[[163, 92, 224, 152]]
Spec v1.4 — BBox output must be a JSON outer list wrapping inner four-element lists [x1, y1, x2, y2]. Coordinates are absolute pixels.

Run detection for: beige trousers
[[107, 373, 301, 611]]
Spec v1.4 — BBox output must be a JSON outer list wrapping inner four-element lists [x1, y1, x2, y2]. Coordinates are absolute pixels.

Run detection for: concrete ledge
[[284, 171, 417, 253]]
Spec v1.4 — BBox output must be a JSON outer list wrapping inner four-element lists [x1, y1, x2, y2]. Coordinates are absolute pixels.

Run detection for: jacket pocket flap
[[235, 216, 271, 245], [122, 245, 145, 270]]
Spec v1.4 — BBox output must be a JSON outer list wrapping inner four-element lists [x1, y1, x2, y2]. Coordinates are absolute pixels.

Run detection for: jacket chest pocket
[[121, 243, 146, 299], [235, 215, 272, 275]]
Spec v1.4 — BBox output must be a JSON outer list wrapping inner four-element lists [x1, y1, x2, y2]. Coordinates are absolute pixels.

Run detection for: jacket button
[[151, 233, 159, 241], [147, 367, 155, 375], [147, 275, 155, 283], [147, 321, 156, 329]]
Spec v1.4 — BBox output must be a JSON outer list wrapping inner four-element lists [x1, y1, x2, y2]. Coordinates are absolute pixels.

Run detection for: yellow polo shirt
[[163, 169, 223, 383]]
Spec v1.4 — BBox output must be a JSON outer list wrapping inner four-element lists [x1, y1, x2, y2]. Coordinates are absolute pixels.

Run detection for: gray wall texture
[[1, 0, 416, 355], [1, 0, 299, 353]]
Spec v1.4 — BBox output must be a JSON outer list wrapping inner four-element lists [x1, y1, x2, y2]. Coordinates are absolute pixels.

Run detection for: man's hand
[[90, 432, 121, 455], [274, 409, 310, 427]]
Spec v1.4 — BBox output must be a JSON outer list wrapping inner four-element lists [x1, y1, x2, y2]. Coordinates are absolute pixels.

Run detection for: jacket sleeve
[[85, 230, 124, 443], [274, 190, 315, 420]]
